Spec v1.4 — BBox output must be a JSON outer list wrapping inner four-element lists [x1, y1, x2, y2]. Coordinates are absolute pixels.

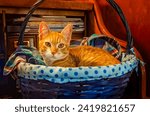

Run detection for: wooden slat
[[0, 7, 84, 16], [2, 10, 7, 61], [0, 0, 93, 11]]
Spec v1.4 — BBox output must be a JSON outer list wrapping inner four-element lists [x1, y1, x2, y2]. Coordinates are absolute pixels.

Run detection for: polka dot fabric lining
[[17, 55, 138, 84]]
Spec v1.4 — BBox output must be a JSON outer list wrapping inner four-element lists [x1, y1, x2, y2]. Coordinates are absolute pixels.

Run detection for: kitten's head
[[38, 21, 73, 64]]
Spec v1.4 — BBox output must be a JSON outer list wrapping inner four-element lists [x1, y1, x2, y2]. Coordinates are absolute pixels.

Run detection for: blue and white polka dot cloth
[[17, 54, 139, 84]]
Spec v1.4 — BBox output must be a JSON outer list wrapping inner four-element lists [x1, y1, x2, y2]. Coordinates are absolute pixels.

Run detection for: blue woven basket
[[15, 0, 138, 99]]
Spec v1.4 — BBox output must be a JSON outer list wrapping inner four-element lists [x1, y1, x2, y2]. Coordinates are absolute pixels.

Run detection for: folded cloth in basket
[[3, 45, 45, 76]]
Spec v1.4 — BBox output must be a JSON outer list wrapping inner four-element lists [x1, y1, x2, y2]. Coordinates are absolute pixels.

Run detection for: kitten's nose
[[51, 51, 56, 55], [51, 47, 57, 55]]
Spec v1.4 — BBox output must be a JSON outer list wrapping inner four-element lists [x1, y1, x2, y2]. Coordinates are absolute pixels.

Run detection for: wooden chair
[[92, 0, 147, 98]]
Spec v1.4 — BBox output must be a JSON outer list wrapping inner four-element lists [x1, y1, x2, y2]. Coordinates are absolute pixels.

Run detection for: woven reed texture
[[20, 72, 131, 99]]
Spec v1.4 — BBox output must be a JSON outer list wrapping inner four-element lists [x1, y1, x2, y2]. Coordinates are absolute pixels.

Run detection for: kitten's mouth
[[51, 55, 56, 59]]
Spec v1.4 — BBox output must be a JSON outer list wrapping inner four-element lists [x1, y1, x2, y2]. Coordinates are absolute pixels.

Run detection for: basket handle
[[18, 0, 44, 45], [106, 0, 133, 54]]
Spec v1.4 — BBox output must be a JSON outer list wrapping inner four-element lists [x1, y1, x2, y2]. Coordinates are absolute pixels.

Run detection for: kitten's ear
[[39, 21, 50, 39], [61, 23, 73, 44]]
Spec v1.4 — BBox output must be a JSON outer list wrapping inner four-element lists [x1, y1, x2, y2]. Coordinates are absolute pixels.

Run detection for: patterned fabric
[[17, 55, 138, 84], [82, 34, 121, 58], [3, 45, 45, 76]]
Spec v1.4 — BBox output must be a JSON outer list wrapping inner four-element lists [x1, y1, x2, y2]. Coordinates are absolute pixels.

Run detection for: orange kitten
[[38, 21, 120, 67]]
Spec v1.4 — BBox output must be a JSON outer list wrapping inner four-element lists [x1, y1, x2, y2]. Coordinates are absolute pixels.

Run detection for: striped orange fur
[[38, 21, 120, 67]]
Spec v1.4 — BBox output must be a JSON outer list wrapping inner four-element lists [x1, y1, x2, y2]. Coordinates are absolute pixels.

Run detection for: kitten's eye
[[45, 42, 51, 47], [58, 43, 65, 48]]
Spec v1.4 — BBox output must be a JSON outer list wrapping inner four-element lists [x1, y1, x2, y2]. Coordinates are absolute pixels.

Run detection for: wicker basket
[[14, 0, 139, 98]]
